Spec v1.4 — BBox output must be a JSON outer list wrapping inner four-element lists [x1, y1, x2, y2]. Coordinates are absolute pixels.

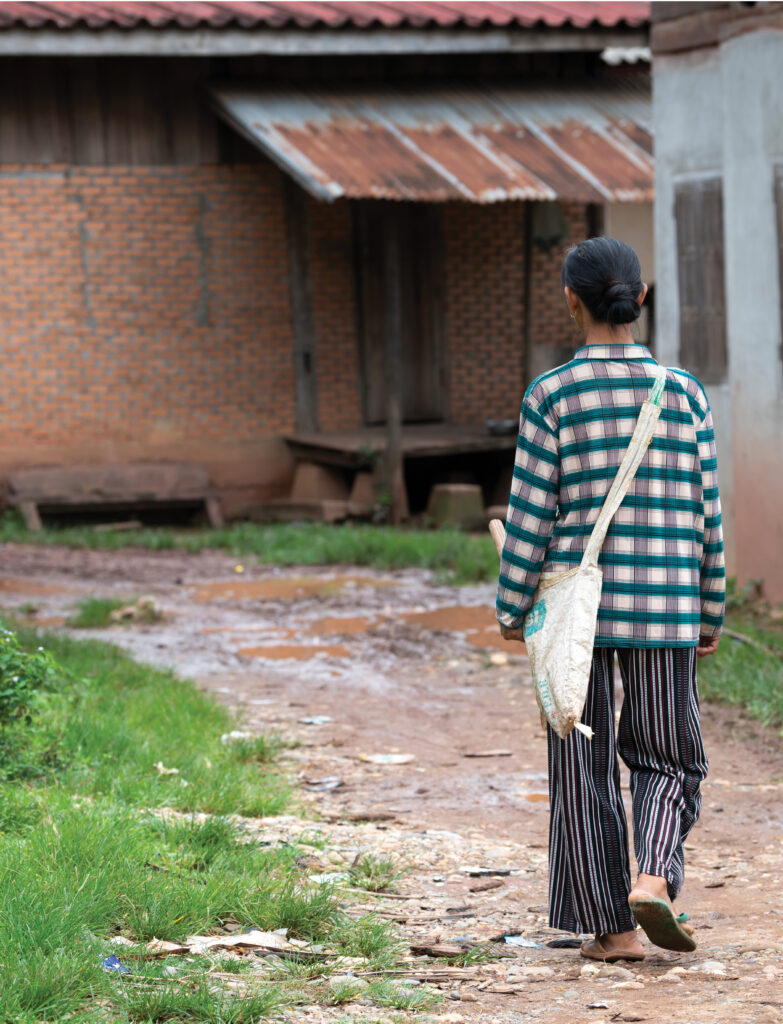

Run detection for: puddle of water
[[521, 793, 550, 803], [310, 616, 374, 636], [238, 643, 351, 661], [403, 605, 508, 651], [192, 576, 394, 603], [0, 578, 71, 595]]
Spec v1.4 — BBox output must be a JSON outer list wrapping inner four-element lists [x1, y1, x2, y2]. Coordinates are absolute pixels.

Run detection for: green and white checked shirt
[[496, 343, 726, 648]]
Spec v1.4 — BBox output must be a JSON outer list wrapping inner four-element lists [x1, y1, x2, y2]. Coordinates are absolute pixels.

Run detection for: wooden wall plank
[[675, 176, 728, 384]]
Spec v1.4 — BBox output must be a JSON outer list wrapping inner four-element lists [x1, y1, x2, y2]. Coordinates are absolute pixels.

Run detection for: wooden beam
[[382, 211, 409, 524], [284, 176, 319, 433]]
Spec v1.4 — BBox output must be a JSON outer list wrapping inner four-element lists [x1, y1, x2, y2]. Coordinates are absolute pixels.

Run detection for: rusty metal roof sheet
[[0, 2, 650, 30], [211, 77, 653, 203]]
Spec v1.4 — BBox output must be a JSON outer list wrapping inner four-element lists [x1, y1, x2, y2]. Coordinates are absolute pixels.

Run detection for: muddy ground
[[2, 543, 783, 1024]]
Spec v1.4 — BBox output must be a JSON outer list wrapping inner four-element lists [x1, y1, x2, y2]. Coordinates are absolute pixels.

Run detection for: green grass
[[0, 514, 497, 584], [698, 600, 783, 730], [349, 853, 406, 893], [0, 624, 410, 1022], [67, 595, 131, 628]]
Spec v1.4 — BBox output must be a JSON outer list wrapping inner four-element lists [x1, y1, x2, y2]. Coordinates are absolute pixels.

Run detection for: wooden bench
[[6, 463, 224, 531]]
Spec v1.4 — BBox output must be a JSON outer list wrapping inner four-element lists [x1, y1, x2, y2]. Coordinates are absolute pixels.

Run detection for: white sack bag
[[491, 365, 668, 740]]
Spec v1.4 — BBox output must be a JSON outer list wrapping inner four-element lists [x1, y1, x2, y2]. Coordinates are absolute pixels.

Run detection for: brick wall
[[444, 201, 526, 425], [443, 200, 589, 426], [0, 165, 591, 510], [526, 202, 591, 382], [0, 163, 298, 510], [0, 164, 294, 444], [308, 198, 363, 431]]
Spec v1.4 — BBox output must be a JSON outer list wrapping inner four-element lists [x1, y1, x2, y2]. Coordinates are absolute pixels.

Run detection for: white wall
[[652, 46, 735, 574], [720, 29, 783, 596]]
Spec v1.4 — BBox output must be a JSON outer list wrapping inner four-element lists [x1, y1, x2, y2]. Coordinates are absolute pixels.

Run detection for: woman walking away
[[496, 238, 725, 962]]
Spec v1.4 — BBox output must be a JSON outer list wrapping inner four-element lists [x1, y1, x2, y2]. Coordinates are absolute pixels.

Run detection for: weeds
[[0, 514, 497, 584], [67, 596, 130, 628], [364, 978, 443, 1011], [349, 852, 405, 892], [0, 623, 407, 1021]]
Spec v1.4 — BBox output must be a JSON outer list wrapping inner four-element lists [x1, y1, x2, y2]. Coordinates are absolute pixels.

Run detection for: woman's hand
[[500, 624, 526, 643], [696, 635, 720, 658]]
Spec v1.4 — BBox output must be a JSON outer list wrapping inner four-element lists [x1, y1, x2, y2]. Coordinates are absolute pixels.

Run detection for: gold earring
[[570, 311, 576, 320]]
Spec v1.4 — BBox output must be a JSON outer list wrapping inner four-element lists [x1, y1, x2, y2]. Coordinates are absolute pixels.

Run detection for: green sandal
[[630, 896, 696, 953]]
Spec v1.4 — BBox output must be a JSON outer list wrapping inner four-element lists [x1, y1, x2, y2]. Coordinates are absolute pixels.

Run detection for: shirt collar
[[574, 343, 656, 362]]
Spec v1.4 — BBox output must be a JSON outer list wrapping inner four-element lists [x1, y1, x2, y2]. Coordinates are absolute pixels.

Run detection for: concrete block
[[426, 483, 485, 529], [349, 471, 375, 505], [290, 461, 350, 502]]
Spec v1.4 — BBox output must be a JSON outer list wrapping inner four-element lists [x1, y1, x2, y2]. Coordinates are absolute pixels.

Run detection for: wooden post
[[383, 211, 409, 524], [284, 177, 319, 433], [522, 200, 534, 393]]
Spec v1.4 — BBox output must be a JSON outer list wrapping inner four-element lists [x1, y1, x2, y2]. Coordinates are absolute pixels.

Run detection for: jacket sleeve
[[696, 403, 726, 638], [496, 395, 559, 629]]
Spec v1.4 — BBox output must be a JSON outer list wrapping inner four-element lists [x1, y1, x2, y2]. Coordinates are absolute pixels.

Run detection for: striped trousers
[[547, 647, 708, 935]]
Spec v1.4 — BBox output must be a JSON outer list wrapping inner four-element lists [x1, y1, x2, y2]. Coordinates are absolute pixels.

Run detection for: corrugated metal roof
[[0, 2, 650, 31], [211, 78, 653, 203]]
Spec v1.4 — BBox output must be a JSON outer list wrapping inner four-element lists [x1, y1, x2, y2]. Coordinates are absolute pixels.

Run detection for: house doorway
[[353, 201, 446, 426]]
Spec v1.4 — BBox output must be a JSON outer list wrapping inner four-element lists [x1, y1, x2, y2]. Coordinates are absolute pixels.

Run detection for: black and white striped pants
[[547, 647, 708, 935]]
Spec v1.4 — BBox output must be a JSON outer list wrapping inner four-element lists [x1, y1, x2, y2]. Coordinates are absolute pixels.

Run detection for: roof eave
[[0, 25, 648, 58]]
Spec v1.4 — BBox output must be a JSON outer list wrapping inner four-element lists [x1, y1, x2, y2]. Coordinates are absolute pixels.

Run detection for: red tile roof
[[0, 2, 651, 31]]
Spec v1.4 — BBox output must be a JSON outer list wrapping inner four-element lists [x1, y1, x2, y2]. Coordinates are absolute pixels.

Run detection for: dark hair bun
[[602, 280, 641, 325], [561, 237, 643, 327]]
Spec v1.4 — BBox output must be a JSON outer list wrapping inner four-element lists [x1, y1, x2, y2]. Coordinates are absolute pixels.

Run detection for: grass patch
[[349, 853, 405, 893], [0, 623, 408, 1021], [699, 589, 783, 730], [0, 514, 497, 585], [364, 979, 443, 1012], [67, 596, 130, 628]]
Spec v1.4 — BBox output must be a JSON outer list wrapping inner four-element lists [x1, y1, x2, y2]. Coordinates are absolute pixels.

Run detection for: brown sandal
[[580, 935, 645, 963]]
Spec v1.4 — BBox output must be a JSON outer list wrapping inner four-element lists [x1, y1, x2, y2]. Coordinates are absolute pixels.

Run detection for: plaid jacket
[[496, 343, 726, 648]]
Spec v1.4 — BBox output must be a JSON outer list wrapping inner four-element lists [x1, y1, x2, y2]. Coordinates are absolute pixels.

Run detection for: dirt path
[[2, 544, 783, 1023]]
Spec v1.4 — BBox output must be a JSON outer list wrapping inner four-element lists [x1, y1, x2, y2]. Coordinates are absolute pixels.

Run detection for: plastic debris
[[503, 935, 542, 948], [304, 776, 344, 791], [299, 715, 332, 725], [359, 753, 415, 765], [546, 937, 582, 948], [220, 730, 254, 744], [101, 955, 131, 975]]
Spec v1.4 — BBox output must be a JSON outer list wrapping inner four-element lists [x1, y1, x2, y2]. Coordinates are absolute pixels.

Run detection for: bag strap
[[581, 364, 668, 569]]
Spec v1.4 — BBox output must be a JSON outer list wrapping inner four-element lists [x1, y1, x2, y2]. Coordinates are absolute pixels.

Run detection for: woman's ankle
[[630, 873, 669, 900]]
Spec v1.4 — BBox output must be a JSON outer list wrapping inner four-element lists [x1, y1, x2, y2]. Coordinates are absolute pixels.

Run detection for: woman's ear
[[638, 283, 649, 306], [564, 286, 580, 319]]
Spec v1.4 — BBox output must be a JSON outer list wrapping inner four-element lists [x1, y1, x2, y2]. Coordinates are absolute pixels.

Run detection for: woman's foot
[[628, 873, 696, 951], [580, 929, 645, 962], [629, 874, 694, 937]]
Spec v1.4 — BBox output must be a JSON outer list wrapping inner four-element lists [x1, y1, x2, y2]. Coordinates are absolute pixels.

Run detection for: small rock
[[596, 965, 634, 981], [612, 981, 645, 990], [659, 969, 684, 984], [511, 966, 555, 981], [580, 964, 600, 977], [460, 990, 479, 1003], [690, 960, 726, 976], [327, 975, 368, 994], [588, 1002, 610, 1010]]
